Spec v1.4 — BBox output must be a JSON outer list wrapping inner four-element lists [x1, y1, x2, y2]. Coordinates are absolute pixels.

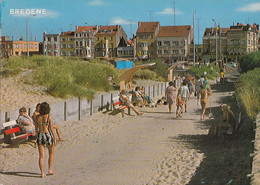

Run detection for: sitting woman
[[17, 107, 35, 135], [120, 89, 143, 116], [132, 86, 144, 107], [214, 104, 237, 136]]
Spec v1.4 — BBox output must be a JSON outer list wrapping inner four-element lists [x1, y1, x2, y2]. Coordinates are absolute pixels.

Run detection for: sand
[[1, 70, 249, 185]]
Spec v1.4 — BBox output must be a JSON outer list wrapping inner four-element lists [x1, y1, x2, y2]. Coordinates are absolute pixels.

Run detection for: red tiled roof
[[157, 26, 191, 37], [61, 31, 74, 36], [96, 25, 119, 36], [75, 26, 97, 33], [137, 22, 160, 33], [127, 39, 134, 46]]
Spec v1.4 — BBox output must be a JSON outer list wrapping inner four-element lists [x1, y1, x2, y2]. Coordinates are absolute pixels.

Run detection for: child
[[176, 88, 183, 118]]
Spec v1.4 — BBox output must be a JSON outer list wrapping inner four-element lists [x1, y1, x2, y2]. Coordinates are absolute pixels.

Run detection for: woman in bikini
[[176, 88, 183, 118], [200, 85, 210, 120], [35, 102, 56, 178], [33, 103, 64, 142]]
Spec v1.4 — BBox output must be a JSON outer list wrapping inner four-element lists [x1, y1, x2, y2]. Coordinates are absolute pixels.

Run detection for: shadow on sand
[[168, 72, 255, 185], [0, 171, 40, 178]]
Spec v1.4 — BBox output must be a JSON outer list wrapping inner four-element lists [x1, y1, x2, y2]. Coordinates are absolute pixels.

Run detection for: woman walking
[[200, 85, 210, 120], [165, 81, 176, 113], [35, 102, 56, 178]]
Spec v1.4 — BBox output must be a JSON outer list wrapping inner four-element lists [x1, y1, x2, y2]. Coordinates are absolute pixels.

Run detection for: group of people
[[119, 86, 154, 116], [165, 75, 212, 120], [17, 102, 64, 178]]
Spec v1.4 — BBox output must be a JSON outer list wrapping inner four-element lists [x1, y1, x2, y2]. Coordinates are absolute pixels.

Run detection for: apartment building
[[136, 22, 160, 59], [156, 25, 192, 62], [74, 26, 98, 58], [227, 23, 259, 62], [43, 32, 60, 56], [188, 44, 203, 64], [117, 38, 136, 58], [0, 36, 39, 57], [95, 25, 127, 58], [202, 27, 229, 64], [60, 31, 75, 57]]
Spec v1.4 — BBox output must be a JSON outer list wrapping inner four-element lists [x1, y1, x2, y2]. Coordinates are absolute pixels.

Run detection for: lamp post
[[26, 15, 36, 57], [212, 19, 217, 66], [193, 11, 196, 66]]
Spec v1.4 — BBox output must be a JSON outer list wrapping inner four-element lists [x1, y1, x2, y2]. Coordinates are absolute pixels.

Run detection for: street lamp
[[212, 19, 218, 66], [193, 11, 196, 66], [27, 15, 36, 57]]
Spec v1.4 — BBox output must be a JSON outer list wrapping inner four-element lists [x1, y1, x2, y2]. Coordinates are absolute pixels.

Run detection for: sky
[[1, 0, 260, 43]]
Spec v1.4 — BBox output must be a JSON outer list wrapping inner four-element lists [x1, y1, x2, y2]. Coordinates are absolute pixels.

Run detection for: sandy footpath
[[0, 71, 233, 185], [0, 87, 227, 185]]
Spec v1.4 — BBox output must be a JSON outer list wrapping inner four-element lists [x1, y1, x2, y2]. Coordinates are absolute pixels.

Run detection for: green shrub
[[189, 66, 220, 80], [235, 68, 260, 119], [133, 69, 157, 80], [239, 51, 260, 73]]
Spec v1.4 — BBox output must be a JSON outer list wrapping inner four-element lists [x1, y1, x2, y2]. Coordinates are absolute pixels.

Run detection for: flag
[[217, 25, 220, 31]]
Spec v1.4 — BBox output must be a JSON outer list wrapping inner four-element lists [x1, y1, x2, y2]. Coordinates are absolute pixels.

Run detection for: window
[[61, 44, 66, 48], [181, 49, 186, 54], [54, 37, 57, 41], [97, 37, 99, 41], [139, 35, 143, 39], [103, 43, 107, 48], [241, 48, 245, 53], [69, 44, 74, 48], [69, 38, 74, 41], [158, 50, 162, 55], [164, 41, 170, 46], [180, 41, 185, 46], [139, 42, 148, 47], [172, 41, 179, 46], [151, 34, 153, 39], [61, 38, 66, 42], [235, 40, 239, 45], [61, 51, 67, 56], [173, 50, 179, 54], [48, 37, 51, 42], [118, 50, 123, 55], [142, 51, 148, 55], [158, 41, 162, 46], [129, 50, 133, 55], [230, 40, 234, 45], [248, 40, 250, 45], [124, 50, 128, 55], [230, 48, 234, 53], [70, 51, 75, 56], [110, 43, 113, 48], [110, 37, 113, 41], [143, 35, 148, 39], [164, 50, 168, 54], [104, 37, 106, 40], [80, 41, 82, 47]]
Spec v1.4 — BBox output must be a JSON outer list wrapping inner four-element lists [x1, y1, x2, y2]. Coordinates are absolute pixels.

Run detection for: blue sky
[[1, 0, 260, 43]]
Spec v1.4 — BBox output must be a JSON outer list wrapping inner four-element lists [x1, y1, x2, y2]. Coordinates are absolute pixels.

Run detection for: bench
[[3, 120, 34, 148], [111, 96, 131, 117]]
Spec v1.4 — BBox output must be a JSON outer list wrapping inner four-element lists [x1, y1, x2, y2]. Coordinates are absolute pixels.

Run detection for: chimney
[[75, 25, 78, 31]]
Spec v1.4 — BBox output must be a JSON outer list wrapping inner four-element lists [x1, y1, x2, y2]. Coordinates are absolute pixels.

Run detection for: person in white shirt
[[181, 82, 189, 113]]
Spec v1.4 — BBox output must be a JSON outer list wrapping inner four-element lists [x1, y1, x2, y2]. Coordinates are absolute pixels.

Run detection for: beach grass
[[235, 67, 260, 119]]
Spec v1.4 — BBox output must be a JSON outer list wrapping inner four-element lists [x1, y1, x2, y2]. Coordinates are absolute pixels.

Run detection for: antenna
[[129, 19, 133, 39], [149, 10, 153, 21], [173, 0, 175, 26], [198, 18, 200, 44]]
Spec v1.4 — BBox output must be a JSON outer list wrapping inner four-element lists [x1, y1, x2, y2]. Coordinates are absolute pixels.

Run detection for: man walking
[[181, 81, 189, 113]]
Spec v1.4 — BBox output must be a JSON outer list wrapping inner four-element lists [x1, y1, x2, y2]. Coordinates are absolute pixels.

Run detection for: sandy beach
[[0, 70, 254, 185]]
